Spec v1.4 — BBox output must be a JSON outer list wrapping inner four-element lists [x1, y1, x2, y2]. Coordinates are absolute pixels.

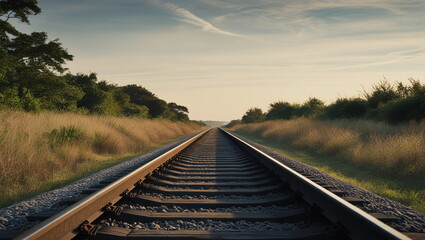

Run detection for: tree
[[167, 102, 188, 114], [1, 1, 71, 74], [266, 101, 296, 120], [122, 103, 149, 118], [167, 102, 189, 121], [8, 32, 73, 73], [298, 97, 325, 118], [70, 73, 119, 115], [396, 78, 425, 98], [242, 108, 265, 123], [364, 80, 399, 109], [372, 79, 425, 123], [324, 98, 367, 119], [0, 0, 41, 46], [0, 86, 40, 111], [1, 0, 41, 88], [378, 95, 425, 123], [0, 0, 40, 23], [0, 48, 12, 86], [122, 85, 168, 118]]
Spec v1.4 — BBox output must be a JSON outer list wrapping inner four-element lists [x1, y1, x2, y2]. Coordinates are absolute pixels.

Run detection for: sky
[[14, 0, 425, 121]]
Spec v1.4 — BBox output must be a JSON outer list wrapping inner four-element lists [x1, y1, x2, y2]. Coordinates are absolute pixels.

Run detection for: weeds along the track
[[0, 110, 203, 208], [229, 119, 425, 213]]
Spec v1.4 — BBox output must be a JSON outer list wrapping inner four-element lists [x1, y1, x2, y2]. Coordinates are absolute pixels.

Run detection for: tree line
[[229, 79, 425, 126], [0, 0, 190, 121]]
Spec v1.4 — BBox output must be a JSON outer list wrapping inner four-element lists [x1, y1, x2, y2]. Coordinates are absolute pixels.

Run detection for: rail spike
[[121, 189, 137, 198], [79, 220, 101, 236], [104, 202, 124, 216]]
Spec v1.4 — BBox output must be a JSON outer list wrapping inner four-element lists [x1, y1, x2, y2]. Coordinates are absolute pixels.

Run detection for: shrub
[[242, 108, 266, 123], [0, 87, 41, 112], [378, 95, 425, 123], [0, 87, 22, 110], [124, 104, 149, 118], [298, 97, 325, 118], [365, 80, 399, 108], [266, 101, 297, 120], [47, 126, 85, 147], [323, 98, 367, 119], [21, 88, 41, 112]]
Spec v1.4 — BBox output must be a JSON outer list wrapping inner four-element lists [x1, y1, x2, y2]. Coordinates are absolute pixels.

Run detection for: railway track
[[14, 128, 420, 239]]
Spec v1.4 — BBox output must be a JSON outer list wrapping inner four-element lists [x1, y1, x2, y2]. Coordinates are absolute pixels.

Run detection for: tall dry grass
[[229, 119, 425, 178], [0, 110, 202, 207]]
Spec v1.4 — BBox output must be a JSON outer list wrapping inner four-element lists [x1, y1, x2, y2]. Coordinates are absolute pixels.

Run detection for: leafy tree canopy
[[1, 0, 41, 46], [0, 0, 40, 24], [364, 80, 399, 109], [266, 101, 296, 120], [242, 108, 265, 123], [9, 32, 73, 73]]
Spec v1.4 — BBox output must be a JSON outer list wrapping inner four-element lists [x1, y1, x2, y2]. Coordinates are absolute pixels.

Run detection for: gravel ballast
[[139, 192, 290, 200], [120, 204, 303, 213], [99, 219, 317, 231]]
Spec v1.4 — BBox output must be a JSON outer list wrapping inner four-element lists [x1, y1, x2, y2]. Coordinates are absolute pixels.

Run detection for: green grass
[[236, 132, 425, 214]]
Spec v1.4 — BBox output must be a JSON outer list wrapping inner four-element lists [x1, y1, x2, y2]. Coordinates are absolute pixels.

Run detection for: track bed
[[15, 128, 419, 240]]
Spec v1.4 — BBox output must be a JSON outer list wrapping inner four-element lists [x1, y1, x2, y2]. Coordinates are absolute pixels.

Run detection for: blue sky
[[14, 0, 425, 121]]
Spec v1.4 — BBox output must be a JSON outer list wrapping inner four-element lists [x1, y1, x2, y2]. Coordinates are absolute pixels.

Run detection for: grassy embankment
[[0, 110, 203, 208], [229, 119, 425, 213]]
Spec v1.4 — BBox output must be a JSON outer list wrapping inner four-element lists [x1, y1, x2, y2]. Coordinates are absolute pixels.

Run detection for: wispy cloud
[[334, 48, 425, 71], [209, 0, 424, 35], [163, 2, 245, 37], [325, 58, 405, 71]]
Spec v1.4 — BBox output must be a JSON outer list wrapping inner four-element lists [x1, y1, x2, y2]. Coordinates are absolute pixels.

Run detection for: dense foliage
[[0, 0, 190, 121], [241, 108, 265, 123], [236, 79, 425, 124]]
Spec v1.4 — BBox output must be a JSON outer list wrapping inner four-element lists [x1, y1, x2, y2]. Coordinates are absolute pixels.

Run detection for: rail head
[[15, 128, 211, 240], [220, 128, 411, 240]]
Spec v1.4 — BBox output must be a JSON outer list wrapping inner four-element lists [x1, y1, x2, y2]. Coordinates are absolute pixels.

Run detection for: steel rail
[[14, 127, 415, 240], [221, 128, 411, 240], [14, 129, 211, 240]]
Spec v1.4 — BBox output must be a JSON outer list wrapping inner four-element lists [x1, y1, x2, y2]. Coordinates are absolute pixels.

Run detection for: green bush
[[0, 87, 22, 110], [266, 101, 297, 120], [0, 87, 40, 112], [242, 108, 266, 123], [297, 97, 325, 118], [323, 98, 367, 119], [378, 95, 425, 123], [21, 88, 41, 112], [124, 104, 149, 118], [365, 80, 399, 108], [47, 126, 85, 147]]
